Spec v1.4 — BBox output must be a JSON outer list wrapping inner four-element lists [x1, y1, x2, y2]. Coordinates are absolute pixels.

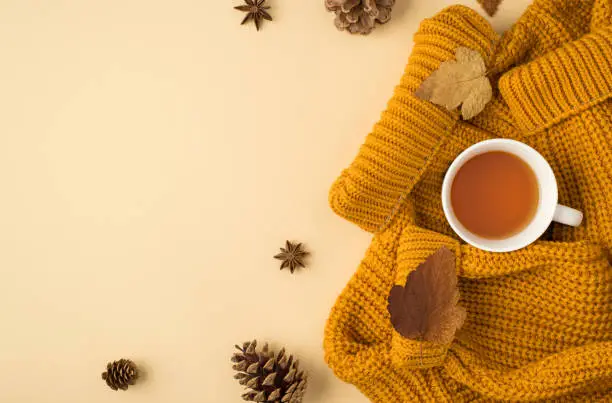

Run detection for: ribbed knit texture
[[324, 0, 612, 401]]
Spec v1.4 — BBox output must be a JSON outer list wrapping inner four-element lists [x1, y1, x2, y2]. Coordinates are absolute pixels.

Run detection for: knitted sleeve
[[328, 6, 499, 232]]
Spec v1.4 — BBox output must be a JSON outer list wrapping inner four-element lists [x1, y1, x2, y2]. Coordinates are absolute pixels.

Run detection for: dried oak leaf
[[387, 247, 466, 344], [415, 47, 492, 120]]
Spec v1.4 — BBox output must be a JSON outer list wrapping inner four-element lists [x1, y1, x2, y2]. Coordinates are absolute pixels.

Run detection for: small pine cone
[[232, 340, 308, 403], [325, 0, 395, 35], [101, 359, 138, 391]]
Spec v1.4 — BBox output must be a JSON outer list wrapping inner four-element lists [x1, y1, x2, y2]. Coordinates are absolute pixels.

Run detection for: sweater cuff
[[499, 27, 612, 134]]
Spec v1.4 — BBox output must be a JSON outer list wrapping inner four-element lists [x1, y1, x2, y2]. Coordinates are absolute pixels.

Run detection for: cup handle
[[553, 204, 583, 227]]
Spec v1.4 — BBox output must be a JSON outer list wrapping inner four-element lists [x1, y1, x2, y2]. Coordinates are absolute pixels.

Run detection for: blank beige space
[[0, 1, 529, 402]]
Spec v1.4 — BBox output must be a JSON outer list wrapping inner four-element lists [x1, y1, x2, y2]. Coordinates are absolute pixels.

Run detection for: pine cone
[[325, 0, 395, 35], [101, 359, 138, 391], [232, 340, 307, 402]]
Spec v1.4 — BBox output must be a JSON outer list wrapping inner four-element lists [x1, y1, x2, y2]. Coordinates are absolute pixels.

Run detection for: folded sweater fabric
[[324, 0, 612, 401]]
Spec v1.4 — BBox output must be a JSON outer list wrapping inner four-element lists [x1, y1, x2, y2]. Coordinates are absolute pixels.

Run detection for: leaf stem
[[420, 341, 423, 368]]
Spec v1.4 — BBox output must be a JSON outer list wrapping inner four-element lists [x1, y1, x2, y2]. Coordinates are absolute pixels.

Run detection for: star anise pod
[[274, 241, 309, 273], [234, 0, 272, 31]]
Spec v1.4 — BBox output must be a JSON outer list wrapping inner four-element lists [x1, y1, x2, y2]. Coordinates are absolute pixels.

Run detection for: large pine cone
[[101, 359, 138, 391], [325, 0, 395, 35], [232, 340, 307, 402]]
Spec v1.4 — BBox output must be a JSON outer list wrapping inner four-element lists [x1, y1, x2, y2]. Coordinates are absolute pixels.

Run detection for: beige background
[[0, 1, 530, 402]]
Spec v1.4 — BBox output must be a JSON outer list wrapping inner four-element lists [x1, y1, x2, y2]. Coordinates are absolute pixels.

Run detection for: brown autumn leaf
[[415, 47, 492, 120], [387, 247, 466, 344]]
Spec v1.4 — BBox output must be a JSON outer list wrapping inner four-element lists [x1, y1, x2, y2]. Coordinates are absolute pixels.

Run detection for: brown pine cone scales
[[232, 340, 307, 402], [478, 0, 503, 16], [325, 0, 395, 35], [101, 359, 138, 391]]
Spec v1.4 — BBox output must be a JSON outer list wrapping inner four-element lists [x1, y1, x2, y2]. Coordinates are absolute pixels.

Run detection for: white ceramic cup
[[441, 139, 583, 252]]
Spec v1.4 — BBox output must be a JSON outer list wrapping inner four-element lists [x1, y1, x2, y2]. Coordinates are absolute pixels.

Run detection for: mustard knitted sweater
[[324, 0, 612, 401]]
